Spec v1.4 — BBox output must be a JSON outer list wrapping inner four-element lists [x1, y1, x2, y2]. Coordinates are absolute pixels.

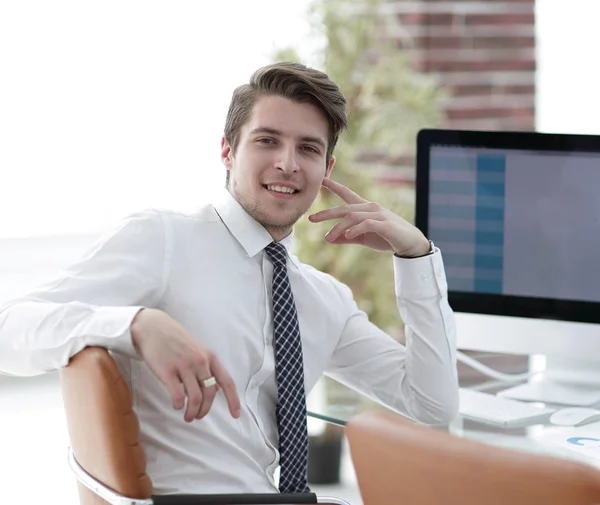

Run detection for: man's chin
[[259, 217, 298, 231], [241, 198, 308, 232], [256, 209, 304, 231]]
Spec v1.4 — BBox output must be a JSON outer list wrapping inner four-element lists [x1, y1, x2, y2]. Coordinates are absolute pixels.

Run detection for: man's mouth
[[262, 184, 299, 195]]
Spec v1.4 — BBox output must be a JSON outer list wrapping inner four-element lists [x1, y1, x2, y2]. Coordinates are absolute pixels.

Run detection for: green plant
[[276, 0, 446, 338]]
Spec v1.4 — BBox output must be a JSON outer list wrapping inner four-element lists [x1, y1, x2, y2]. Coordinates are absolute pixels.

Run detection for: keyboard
[[459, 388, 556, 428]]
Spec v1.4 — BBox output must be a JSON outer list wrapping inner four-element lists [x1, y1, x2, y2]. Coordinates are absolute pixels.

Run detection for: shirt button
[[421, 273, 430, 282]]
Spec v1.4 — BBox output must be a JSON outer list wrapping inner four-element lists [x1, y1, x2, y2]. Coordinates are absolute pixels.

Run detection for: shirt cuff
[[87, 306, 145, 360], [393, 248, 448, 299]]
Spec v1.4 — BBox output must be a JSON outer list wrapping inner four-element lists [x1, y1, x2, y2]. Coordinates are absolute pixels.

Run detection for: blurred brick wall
[[376, 2, 534, 373], [394, 0, 536, 131], [375, 0, 536, 185]]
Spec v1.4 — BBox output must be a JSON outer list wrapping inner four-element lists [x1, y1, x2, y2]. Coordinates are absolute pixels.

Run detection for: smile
[[263, 184, 299, 195]]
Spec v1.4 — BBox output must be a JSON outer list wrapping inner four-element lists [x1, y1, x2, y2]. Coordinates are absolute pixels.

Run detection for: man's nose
[[275, 145, 299, 173]]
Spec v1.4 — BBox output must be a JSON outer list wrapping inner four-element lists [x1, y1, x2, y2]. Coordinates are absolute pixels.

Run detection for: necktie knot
[[265, 242, 288, 269]]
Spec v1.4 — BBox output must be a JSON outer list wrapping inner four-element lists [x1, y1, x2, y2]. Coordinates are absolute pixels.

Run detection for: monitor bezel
[[416, 128, 600, 325]]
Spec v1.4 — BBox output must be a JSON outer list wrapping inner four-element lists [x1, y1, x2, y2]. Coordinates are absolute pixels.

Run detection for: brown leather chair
[[346, 409, 600, 505], [59, 346, 350, 505]]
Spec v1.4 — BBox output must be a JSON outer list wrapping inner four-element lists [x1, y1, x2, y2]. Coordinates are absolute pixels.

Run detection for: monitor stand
[[498, 356, 600, 407]]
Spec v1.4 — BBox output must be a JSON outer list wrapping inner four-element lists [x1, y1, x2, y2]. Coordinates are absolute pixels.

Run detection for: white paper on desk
[[538, 424, 600, 460]]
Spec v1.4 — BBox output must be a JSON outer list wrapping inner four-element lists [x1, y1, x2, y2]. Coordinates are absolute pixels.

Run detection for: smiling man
[[223, 94, 331, 241], [0, 62, 458, 495]]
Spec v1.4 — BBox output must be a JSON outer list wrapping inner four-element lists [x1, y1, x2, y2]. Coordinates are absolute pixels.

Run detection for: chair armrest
[[69, 447, 350, 505]]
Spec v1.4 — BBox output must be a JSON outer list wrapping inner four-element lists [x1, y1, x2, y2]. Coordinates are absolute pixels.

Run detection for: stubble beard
[[243, 198, 305, 237], [229, 179, 310, 238]]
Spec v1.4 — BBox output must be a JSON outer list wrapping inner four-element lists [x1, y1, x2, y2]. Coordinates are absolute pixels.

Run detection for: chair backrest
[[59, 346, 153, 505], [346, 410, 600, 505]]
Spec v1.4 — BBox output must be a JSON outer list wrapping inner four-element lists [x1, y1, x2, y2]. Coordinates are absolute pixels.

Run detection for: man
[[0, 62, 458, 495]]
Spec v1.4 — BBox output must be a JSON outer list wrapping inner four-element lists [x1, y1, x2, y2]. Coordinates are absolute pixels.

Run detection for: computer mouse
[[549, 407, 600, 427]]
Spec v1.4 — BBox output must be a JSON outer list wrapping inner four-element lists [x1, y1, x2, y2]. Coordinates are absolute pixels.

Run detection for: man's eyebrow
[[249, 127, 327, 151], [300, 135, 327, 151]]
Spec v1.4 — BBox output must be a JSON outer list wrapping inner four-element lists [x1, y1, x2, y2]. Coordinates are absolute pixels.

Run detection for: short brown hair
[[224, 62, 348, 165]]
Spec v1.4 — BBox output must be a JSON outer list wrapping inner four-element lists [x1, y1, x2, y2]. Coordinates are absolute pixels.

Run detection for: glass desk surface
[[307, 384, 600, 470]]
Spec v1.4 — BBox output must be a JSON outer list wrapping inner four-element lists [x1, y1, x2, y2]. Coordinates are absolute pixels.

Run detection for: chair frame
[[68, 448, 349, 505], [62, 347, 352, 505]]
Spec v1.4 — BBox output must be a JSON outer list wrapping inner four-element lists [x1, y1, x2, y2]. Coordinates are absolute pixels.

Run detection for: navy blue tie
[[265, 242, 310, 494]]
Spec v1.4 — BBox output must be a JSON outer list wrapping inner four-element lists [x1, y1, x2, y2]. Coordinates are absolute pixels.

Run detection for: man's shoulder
[[107, 204, 221, 246], [139, 202, 221, 229]]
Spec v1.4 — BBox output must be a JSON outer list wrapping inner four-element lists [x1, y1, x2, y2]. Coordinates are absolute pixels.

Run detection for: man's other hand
[[130, 308, 241, 422], [308, 178, 431, 258]]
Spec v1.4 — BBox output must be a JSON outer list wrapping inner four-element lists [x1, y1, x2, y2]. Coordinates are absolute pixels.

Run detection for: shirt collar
[[213, 189, 300, 268]]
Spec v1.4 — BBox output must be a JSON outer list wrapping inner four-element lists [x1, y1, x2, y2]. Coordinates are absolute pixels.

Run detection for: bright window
[[0, 0, 314, 238]]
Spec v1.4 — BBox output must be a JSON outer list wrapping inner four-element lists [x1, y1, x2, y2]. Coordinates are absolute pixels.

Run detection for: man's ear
[[324, 155, 336, 179], [221, 136, 233, 170]]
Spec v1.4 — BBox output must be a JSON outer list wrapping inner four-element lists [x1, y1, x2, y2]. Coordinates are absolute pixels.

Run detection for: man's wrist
[[394, 239, 434, 259], [130, 308, 148, 351]]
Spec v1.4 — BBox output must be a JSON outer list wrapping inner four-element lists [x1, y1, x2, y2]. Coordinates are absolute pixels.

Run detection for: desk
[[308, 380, 600, 471]]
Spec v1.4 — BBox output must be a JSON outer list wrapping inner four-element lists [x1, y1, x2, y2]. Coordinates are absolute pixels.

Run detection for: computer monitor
[[416, 129, 600, 406]]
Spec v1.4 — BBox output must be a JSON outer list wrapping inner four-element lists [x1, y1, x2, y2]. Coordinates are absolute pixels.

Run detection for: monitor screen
[[416, 129, 600, 324]]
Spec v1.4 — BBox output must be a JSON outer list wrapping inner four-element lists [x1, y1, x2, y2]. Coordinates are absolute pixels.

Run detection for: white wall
[[536, 0, 600, 134]]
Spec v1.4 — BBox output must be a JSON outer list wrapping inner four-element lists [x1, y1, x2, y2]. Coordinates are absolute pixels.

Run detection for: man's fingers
[[211, 356, 241, 418], [195, 381, 218, 420], [324, 211, 373, 243], [345, 219, 385, 240], [309, 203, 374, 223], [163, 374, 186, 411], [179, 369, 204, 422], [321, 178, 367, 204]]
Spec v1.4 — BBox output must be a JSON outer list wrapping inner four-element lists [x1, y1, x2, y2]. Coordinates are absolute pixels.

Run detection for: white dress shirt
[[0, 189, 458, 494]]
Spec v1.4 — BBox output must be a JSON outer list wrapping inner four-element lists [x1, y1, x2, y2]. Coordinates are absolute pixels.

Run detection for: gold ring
[[201, 377, 217, 388]]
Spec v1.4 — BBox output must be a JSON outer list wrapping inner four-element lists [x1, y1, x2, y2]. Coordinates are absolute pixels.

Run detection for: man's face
[[221, 94, 335, 240]]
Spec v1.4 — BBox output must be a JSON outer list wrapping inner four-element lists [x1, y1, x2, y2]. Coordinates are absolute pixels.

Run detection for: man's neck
[[266, 226, 293, 243]]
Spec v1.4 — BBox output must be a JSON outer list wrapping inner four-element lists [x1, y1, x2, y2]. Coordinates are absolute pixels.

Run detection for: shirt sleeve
[[325, 249, 459, 424], [0, 209, 168, 376]]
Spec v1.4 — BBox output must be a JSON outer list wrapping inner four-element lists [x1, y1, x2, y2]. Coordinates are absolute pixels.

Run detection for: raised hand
[[308, 178, 431, 258], [130, 308, 241, 423]]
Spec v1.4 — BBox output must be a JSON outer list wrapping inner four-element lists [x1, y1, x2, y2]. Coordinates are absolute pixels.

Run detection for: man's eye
[[302, 146, 319, 154], [258, 138, 275, 144]]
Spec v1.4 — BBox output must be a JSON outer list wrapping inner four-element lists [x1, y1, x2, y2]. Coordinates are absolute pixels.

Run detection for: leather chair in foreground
[[59, 346, 350, 505], [346, 409, 600, 505]]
